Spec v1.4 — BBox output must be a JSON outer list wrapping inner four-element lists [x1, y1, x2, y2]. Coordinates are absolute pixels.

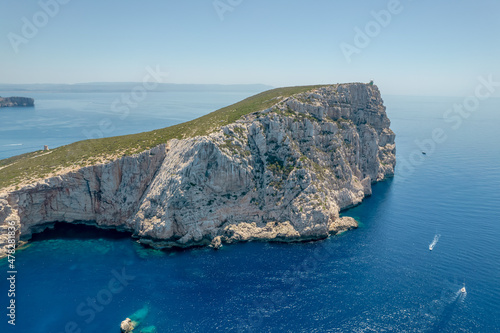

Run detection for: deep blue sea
[[1, 91, 499, 332]]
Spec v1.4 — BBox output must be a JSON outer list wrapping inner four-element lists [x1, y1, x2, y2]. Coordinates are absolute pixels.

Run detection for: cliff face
[[0, 84, 395, 255], [0, 97, 35, 107]]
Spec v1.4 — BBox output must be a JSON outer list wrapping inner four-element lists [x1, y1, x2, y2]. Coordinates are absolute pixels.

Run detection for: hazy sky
[[1, 0, 499, 96]]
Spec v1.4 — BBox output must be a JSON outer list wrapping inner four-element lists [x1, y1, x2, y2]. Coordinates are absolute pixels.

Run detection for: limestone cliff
[[0, 83, 395, 256], [0, 96, 35, 107]]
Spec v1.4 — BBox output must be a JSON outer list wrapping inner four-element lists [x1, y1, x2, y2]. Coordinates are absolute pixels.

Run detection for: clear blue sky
[[1, 0, 499, 96]]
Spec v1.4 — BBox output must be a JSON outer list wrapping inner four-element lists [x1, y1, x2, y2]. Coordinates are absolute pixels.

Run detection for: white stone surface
[[0, 84, 396, 256]]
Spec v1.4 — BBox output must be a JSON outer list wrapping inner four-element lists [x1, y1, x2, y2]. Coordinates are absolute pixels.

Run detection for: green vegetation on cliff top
[[0, 85, 328, 190]]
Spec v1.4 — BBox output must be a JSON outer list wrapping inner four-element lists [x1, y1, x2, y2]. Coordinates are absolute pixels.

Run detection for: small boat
[[429, 245, 432, 251], [461, 283, 466, 293], [422, 151, 426, 155]]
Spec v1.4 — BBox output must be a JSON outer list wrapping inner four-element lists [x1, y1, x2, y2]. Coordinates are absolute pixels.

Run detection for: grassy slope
[[0, 85, 328, 190]]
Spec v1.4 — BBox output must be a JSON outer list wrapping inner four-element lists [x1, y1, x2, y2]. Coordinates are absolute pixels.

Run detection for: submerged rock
[[120, 305, 149, 332], [129, 305, 149, 323]]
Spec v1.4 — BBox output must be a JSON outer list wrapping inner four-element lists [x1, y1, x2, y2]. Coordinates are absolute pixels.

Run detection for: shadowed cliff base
[[28, 222, 133, 243]]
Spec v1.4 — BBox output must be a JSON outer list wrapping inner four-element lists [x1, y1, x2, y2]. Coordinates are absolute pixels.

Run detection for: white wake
[[429, 234, 441, 250]]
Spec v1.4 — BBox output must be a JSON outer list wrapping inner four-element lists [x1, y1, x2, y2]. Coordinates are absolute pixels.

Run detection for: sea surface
[[1, 91, 499, 332], [0, 90, 264, 159]]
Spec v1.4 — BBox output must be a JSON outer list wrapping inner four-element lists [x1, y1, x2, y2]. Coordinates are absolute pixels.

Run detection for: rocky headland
[[0, 96, 35, 107], [0, 83, 395, 257]]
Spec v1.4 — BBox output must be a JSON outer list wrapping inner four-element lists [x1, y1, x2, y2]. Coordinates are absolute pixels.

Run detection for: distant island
[[0, 83, 272, 93], [0, 96, 34, 108]]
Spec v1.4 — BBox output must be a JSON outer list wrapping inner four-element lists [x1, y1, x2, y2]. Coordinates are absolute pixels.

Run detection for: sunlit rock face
[[0, 83, 395, 255]]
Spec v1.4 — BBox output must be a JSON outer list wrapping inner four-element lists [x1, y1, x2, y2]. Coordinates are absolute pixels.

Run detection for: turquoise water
[[1, 94, 499, 332]]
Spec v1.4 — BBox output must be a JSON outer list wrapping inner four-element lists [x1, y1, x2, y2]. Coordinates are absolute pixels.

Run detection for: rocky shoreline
[[0, 83, 395, 257]]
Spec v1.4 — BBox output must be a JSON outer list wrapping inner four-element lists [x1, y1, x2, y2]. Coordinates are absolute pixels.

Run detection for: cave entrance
[[28, 222, 134, 243]]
